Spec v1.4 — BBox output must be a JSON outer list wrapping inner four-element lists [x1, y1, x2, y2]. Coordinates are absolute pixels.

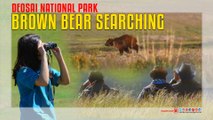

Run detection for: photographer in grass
[[12, 34, 70, 120], [79, 71, 118, 98], [169, 63, 201, 96], [137, 66, 174, 102]]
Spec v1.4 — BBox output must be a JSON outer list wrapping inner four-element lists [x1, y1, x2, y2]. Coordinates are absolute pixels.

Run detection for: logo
[[160, 107, 202, 113]]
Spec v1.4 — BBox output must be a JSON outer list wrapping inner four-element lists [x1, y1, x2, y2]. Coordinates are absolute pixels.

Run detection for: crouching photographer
[[79, 71, 119, 99], [12, 34, 70, 120]]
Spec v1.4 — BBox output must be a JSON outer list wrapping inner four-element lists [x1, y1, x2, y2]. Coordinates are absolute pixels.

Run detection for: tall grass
[[74, 90, 202, 107], [71, 31, 201, 71]]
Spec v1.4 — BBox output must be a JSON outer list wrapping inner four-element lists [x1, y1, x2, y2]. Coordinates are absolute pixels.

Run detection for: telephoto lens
[[44, 42, 57, 51]]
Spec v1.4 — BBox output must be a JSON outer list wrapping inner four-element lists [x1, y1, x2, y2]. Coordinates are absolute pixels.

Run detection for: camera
[[44, 42, 57, 51]]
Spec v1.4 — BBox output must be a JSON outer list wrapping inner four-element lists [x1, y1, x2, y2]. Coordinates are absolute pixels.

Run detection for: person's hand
[[38, 41, 46, 57], [169, 71, 180, 85], [51, 46, 70, 86], [36, 41, 49, 86], [51, 47, 62, 60]]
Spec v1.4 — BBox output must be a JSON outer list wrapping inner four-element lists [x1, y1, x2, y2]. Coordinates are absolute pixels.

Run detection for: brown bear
[[105, 34, 139, 55]]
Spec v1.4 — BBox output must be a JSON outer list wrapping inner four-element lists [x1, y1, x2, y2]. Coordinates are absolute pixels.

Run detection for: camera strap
[[47, 50, 52, 60], [50, 77, 56, 97], [53, 86, 55, 96], [47, 50, 55, 97]]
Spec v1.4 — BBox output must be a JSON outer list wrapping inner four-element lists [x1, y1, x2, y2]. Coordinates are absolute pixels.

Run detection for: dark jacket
[[138, 79, 174, 101], [80, 82, 111, 98], [171, 80, 201, 96]]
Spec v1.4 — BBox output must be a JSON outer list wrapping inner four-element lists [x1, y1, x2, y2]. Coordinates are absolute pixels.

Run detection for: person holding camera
[[169, 63, 201, 96], [79, 71, 119, 98], [12, 34, 70, 120]]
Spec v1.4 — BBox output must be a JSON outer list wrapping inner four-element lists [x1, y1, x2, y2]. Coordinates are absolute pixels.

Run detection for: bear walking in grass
[[105, 34, 139, 55]]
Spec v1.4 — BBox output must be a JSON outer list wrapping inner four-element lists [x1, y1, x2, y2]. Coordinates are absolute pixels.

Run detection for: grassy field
[[75, 91, 202, 107], [12, 13, 202, 107]]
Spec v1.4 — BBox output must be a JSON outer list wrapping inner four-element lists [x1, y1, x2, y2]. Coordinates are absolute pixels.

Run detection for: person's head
[[170, 63, 196, 84], [88, 71, 104, 84], [150, 66, 167, 80], [13, 34, 42, 85]]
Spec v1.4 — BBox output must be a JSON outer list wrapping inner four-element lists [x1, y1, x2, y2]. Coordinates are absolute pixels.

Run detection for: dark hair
[[151, 72, 167, 80], [150, 66, 167, 80], [88, 71, 104, 83], [12, 34, 41, 85]]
